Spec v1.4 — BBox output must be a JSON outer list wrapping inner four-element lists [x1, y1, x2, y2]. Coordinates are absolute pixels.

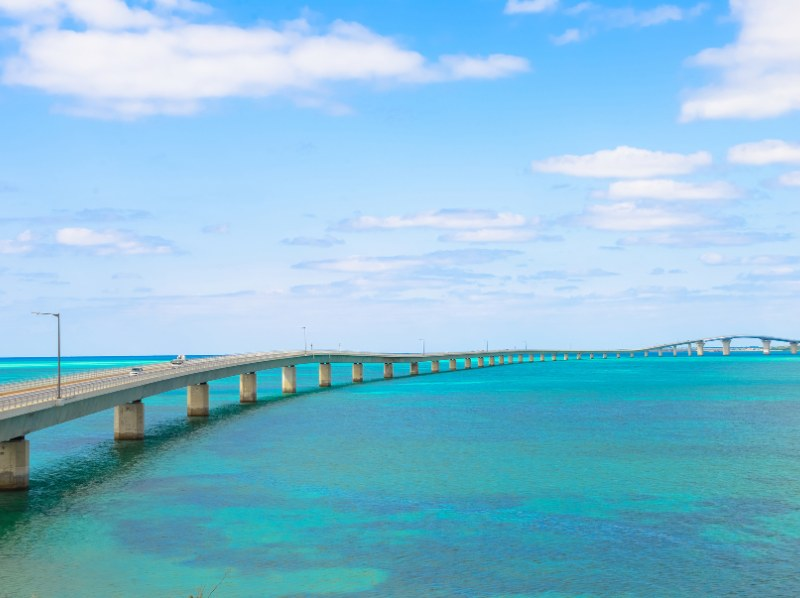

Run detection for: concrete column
[[464, 358, 472, 369], [696, 341, 705, 356], [791, 342, 798, 355], [410, 362, 419, 376], [478, 357, 485, 367], [0, 438, 29, 491], [577, 353, 582, 360], [539, 353, 545, 362], [551, 353, 557, 361], [629, 352, 635, 358], [602, 353, 607, 359], [384, 362, 394, 379], [722, 339, 732, 356], [187, 383, 209, 417], [431, 360, 441, 373], [449, 358, 457, 371], [672, 346, 678, 357], [686, 343, 692, 356], [590, 353, 595, 359], [528, 354, 534, 362], [240, 372, 257, 403], [319, 362, 332, 387], [616, 353, 621, 359], [282, 366, 297, 394], [490, 356, 496, 366], [352, 363, 364, 383], [115, 401, 144, 439], [658, 349, 663, 357], [644, 351, 649, 358], [762, 339, 772, 355], [563, 353, 569, 361]]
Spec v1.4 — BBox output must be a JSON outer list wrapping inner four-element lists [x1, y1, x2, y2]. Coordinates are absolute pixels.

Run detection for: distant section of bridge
[[1, 336, 798, 490]]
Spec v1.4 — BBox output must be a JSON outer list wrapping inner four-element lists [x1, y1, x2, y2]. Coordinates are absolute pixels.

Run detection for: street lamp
[[32, 311, 61, 404], [418, 338, 425, 355], [301, 326, 307, 354], [485, 340, 488, 352]]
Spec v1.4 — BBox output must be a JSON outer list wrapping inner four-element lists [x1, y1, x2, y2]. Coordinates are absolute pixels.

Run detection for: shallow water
[[1, 354, 799, 597]]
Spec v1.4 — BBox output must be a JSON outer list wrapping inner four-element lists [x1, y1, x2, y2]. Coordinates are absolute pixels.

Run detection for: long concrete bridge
[[1, 335, 798, 490]]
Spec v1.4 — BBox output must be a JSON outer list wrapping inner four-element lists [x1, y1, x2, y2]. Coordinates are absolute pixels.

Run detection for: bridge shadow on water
[[0, 382, 355, 539]]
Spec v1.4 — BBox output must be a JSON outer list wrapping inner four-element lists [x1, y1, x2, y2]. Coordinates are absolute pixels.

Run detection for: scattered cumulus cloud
[[576, 202, 723, 232], [618, 231, 791, 247], [551, 28, 581, 45], [282, 235, 344, 247], [727, 139, 800, 165], [504, 0, 559, 15], [651, 267, 685, 275], [337, 209, 533, 231], [778, 171, 800, 187], [681, 0, 800, 121], [0, 230, 36, 254], [294, 249, 520, 273], [600, 179, 742, 201], [700, 252, 799, 266], [439, 229, 555, 243], [519, 268, 617, 281], [0, 3, 529, 118], [55, 227, 176, 255], [532, 146, 711, 178], [202, 223, 230, 234]]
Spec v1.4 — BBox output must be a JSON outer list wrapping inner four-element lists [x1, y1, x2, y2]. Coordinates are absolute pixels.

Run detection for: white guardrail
[[0, 352, 296, 414]]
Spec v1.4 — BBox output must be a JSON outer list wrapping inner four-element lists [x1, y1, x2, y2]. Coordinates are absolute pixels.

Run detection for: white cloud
[[0, 8, 529, 118], [681, 0, 800, 121], [727, 139, 800, 165], [618, 231, 790, 247], [439, 229, 542, 243], [551, 28, 581, 45], [599, 4, 707, 28], [338, 209, 533, 231], [701, 252, 799, 266], [55, 227, 175, 254], [578, 202, 717, 231], [504, 0, 559, 15], [0, 0, 162, 29], [601, 179, 741, 201], [532, 146, 711, 178], [779, 171, 800, 186], [0, 230, 35, 254]]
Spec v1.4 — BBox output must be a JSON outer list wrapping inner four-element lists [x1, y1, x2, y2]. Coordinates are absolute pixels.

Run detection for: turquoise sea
[[1, 354, 800, 597]]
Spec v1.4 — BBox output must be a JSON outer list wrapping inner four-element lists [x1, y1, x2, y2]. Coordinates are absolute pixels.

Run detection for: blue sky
[[1, 0, 799, 356]]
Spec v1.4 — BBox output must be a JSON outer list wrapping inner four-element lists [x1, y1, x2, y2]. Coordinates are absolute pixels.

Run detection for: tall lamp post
[[418, 338, 425, 355], [302, 326, 307, 354], [32, 311, 61, 403]]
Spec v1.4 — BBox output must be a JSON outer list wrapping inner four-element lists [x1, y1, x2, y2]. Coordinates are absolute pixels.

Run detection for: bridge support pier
[[464, 358, 472, 369], [577, 353, 582, 360], [240, 372, 257, 403], [352, 363, 364, 383], [431, 360, 440, 373], [319, 363, 331, 387], [629, 352, 634, 358], [696, 341, 705, 356], [686, 344, 692, 356], [115, 401, 145, 439], [478, 357, 485, 367], [722, 339, 732, 356], [792, 342, 798, 355], [449, 359, 457, 371], [616, 353, 621, 359], [187, 383, 209, 416], [490, 356, 496, 366], [540, 353, 545, 362], [658, 349, 663, 357], [590, 353, 595, 359], [410, 362, 419, 376], [0, 437, 29, 491], [644, 351, 649, 357], [529, 354, 534, 362], [602, 353, 607, 359], [563, 353, 569, 361], [552, 353, 557, 361], [672, 346, 678, 357], [762, 339, 772, 355], [384, 363, 394, 379], [282, 366, 297, 394]]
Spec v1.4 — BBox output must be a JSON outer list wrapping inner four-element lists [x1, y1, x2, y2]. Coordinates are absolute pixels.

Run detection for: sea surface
[[1, 354, 800, 597]]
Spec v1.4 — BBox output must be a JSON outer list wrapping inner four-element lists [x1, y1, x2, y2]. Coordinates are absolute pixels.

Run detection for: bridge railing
[[0, 351, 303, 413]]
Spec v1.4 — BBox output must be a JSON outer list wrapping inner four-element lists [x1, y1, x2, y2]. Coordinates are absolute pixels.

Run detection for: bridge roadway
[[1, 337, 798, 490]]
